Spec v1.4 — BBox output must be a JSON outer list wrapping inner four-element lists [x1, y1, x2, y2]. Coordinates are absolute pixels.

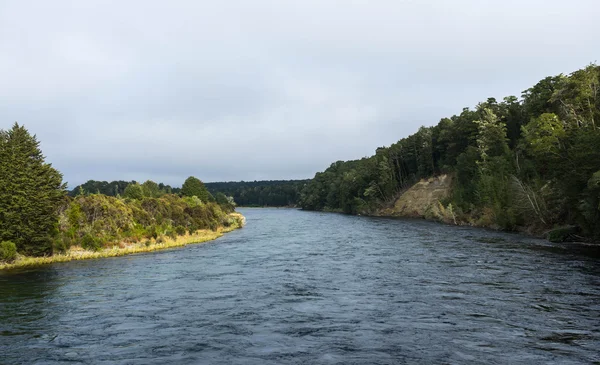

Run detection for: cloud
[[1, 0, 598, 187]]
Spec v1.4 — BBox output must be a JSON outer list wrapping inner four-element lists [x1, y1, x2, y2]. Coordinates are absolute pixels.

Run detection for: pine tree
[[0, 123, 66, 256]]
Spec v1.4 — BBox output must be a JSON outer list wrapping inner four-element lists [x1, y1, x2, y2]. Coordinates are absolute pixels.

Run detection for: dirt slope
[[377, 175, 452, 218]]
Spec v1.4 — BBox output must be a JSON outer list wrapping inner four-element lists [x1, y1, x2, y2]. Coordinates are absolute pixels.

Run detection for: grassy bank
[[0, 213, 245, 270]]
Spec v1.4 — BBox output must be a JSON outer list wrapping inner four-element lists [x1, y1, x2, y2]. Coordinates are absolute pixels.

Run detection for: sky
[[1, 0, 598, 187]]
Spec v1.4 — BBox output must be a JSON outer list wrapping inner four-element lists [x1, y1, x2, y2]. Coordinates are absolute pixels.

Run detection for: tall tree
[[181, 176, 214, 202], [0, 123, 66, 256]]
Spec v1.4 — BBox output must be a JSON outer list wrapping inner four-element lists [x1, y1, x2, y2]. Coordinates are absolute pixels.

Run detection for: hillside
[[299, 63, 600, 242]]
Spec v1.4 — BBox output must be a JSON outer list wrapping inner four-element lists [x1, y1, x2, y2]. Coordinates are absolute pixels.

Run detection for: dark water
[[1, 208, 600, 364]]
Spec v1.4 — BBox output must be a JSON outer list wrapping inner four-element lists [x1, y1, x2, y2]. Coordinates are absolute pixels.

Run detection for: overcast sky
[[1, 0, 598, 187]]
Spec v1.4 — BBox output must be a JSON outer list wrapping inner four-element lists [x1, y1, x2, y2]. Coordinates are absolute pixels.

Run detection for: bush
[[547, 225, 579, 243], [81, 234, 102, 251], [0, 241, 17, 263], [165, 229, 177, 239], [188, 223, 200, 234], [53, 235, 72, 253], [149, 226, 159, 240], [175, 225, 187, 236], [55, 192, 231, 249]]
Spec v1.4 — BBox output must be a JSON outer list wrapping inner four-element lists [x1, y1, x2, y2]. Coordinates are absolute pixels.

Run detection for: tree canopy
[[299, 63, 600, 241], [181, 176, 214, 203], [0, 123, 66, 256]]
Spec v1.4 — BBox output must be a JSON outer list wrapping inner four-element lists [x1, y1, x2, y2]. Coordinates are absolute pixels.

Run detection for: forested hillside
[[299, 64, 600, 242]]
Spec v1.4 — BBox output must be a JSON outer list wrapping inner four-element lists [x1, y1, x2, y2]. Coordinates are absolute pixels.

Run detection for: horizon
[[1, 0, 598, 186]]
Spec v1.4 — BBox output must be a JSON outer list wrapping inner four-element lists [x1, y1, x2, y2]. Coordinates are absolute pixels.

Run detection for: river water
[[1, 208, 599, 364]]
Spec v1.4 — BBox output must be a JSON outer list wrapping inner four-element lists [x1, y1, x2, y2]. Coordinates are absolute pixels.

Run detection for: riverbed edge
[[0, 213, 246, 271]]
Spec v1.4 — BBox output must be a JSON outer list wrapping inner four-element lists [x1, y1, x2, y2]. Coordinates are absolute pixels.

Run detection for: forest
[[0, 124, 238, 263], [71, 179, 308, 207], [205, 180, 308, 207], [299, 64, 600, 242]]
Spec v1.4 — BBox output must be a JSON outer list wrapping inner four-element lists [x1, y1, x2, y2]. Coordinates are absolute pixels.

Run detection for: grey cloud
[[1, 0, 598, 187]]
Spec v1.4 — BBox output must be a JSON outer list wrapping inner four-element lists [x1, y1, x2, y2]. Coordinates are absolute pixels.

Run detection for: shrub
[[188, 223, 200, 234], [55, 191, 232, 249], [0, 241, 17, 263], [53, 235, 72, 253], [150, 226, 159, 239], [81, 234, 102, 251], [547, 226, 579, 243], [175, 225, 186, 236], [166, 229, 177, 239]]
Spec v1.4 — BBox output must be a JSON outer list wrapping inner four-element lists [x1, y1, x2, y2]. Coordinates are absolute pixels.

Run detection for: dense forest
[[205, 180, 308, 207], [299, 64, 600, 242], [69, 180, 181, 197], [71, 179, 308, 207], [0, 124, 238, 262]]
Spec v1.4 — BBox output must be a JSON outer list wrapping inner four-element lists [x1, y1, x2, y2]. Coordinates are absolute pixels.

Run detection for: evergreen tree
[[123, 183, 144, 199], [181, 176, 214, 202], [0, 123, 66, 256]]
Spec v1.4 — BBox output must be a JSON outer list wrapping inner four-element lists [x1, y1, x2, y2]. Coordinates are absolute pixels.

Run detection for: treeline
[[71, 179, 309, 207], [299, 64, 600, 242], [70, 178, 236, 212], [0, 123, 238, 262], [69, 180, 181, 197], [205, 180, 309, 206]]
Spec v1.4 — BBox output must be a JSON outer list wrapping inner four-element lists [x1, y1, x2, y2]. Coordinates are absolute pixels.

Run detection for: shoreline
[[0, 213, 245, 271]]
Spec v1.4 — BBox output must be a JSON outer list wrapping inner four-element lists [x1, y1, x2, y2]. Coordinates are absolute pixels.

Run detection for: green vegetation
[[0, 123, 243, 266], [69, 180, 180, 197], [299, 64, 600, 242], [0, 123, 67, 256], [181, 176, 214, 202], [0, 215, 244, 270], [0, 241, 17, 263], [53, 192, 236, 254], [71, 179, 308, 207], [205, 180, 308, 206]]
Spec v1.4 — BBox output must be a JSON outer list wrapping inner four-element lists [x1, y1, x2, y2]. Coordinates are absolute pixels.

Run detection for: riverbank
[[372, 176, 584, 242], [0, 213, 245, 270]]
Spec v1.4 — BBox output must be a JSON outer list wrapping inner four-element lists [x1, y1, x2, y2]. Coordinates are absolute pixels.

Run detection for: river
[[1, 208, 599, 364]]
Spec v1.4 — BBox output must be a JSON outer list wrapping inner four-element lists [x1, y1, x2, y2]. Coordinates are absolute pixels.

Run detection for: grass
[[0, 212, 245, 270]]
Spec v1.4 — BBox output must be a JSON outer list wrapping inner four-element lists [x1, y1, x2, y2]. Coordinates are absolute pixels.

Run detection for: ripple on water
[[1, 208, 600, 364]]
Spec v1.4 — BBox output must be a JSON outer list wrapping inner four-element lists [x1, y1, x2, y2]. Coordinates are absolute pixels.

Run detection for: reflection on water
[[1, 208, 599, 364]]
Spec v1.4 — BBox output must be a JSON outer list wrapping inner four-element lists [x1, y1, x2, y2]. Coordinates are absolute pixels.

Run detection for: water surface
[[1, 208, 599, 364]]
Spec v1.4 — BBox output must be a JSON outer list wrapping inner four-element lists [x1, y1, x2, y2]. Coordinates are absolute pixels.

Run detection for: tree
[[475, 108, 510, 162], [123, 183, 144, 199], [551, 64, 599, 129], [141, 180, 162, 198], [522, 113, 566, 162], [0, 123, 66, 256], [214, 192, 235, 212], [181, 176, 214, 202], [296, 62, 600, 240]]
